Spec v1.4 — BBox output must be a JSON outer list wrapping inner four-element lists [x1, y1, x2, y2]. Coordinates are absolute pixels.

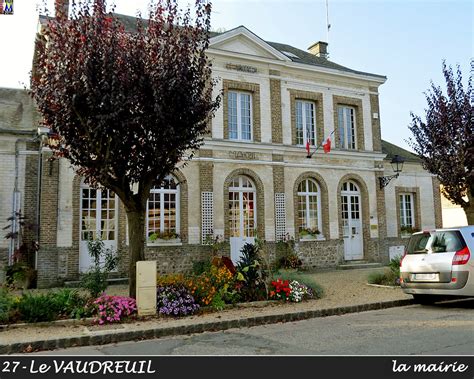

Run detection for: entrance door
[[341, 181, 363, 260], [79, 182, 118, 272], [229, 176, 257, 264]]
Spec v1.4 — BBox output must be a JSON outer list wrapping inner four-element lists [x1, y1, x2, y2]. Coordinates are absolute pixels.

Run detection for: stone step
[[337, 261, 384, 270], [64, 277, 129, 288]]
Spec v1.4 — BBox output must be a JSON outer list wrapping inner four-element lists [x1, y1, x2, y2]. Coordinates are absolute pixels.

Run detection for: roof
[[213, 24, 386, 80], [39, 14, 386, 80], [381, 140, 421, 163]]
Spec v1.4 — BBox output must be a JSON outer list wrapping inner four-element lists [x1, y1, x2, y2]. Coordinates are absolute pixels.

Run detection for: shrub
[[268, 279, 313, 302], [186, 264, 238, 308], [17, 293, 57, 323], [50, 288, 91, 319], [235, 243, 267, 301], [156, 285, 200, 316], [192, 260, 212, 275], [388, 256, 402, 279], [157, 273, 187, 287], [0, 288, 15, 324], [288, 280, 312, 302], [368, 269, 400, 286], [91, 294, 137, 325], [270, 270, 324, 299], [80, 239, 119, 298]]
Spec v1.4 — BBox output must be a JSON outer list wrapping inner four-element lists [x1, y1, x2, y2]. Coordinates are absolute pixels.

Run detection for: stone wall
[[146, 244, 218, 275], [296, 239, 344, 269]]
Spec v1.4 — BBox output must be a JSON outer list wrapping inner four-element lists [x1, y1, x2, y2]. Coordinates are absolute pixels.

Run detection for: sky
[[0, 0, 472, 151]]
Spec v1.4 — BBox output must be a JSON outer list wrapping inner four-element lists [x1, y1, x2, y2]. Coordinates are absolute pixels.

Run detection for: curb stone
[[0, 299, 413, 354]]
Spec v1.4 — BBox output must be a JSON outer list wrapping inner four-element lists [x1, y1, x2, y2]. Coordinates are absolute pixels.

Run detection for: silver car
[[400, 226, 474, 303]]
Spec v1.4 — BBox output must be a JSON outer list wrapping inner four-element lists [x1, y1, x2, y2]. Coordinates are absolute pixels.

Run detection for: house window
[[297, 179, 321, 237], [296, 100, 316, 146], [228, 176, 256, 238], [147, 176, 180, 242], [399, 193, 415, 232], [338, 106, 356, 149], [228, 91, 252, 141]]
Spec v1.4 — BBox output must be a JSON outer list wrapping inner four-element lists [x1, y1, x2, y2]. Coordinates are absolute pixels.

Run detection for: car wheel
[[412, 294, 437, 304]]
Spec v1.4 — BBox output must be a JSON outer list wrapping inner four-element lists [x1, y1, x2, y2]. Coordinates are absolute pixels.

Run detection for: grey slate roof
[[381, 139, 421, 163], [39, 13, 385, 80]]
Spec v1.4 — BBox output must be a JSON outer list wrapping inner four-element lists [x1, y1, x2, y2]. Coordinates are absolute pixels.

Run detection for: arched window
[[228, 176, 256, 238], [297, 178, 322, 237], [147, 176, 180, 242]]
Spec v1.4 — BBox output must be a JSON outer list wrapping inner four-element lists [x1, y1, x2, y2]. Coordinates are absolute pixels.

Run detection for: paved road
[[37, 299, 474, 356]]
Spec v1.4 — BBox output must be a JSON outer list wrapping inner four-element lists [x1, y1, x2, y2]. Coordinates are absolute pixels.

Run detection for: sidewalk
[[0, 268, 413, 354]]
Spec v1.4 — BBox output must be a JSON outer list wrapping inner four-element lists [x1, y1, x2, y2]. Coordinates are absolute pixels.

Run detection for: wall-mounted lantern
[[379, 154, 405, 189]]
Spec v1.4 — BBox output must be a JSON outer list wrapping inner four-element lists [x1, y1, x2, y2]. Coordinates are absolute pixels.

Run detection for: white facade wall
[[384, 162, 437, 238], [56, 159, 75, 247]]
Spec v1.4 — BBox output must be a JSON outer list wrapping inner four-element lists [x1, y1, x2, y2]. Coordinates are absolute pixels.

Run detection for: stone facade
[[0, 25, 445, 287], [332, 95, 365, 151], [289, 89, 325, 146]]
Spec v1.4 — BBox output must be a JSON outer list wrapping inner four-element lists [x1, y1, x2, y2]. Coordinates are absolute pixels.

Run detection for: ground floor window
[[399, 193, 415, 233], [297, 178, 321, 238], [229, 176, 256, 238], [147, 176, 180, 242]]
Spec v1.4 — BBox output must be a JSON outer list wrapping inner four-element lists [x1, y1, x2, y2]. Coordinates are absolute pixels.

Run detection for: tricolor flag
[[323, 136, 331, 153], [305, 140, 311, 156]]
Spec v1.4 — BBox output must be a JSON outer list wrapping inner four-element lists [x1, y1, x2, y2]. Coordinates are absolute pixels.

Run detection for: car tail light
[[452, 246, 471, 265], [400, 250, 407, 268]]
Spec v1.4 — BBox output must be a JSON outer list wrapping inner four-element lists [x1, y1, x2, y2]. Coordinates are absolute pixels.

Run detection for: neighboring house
[[441, 188, 468, 228], [0, 14, 443, 287]]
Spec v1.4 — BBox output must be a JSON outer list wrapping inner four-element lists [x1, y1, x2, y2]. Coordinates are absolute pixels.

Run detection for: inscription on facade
[[225, 63, 258, 73], [229, 151, 257, 160]]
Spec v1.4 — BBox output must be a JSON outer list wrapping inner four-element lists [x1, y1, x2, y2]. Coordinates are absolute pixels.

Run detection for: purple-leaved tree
[[30, 0, 220, 297], [408, 61, 473, 224]]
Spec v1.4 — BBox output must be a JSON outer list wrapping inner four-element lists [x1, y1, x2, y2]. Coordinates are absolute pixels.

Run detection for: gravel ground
[[0, 268, 411, 346]]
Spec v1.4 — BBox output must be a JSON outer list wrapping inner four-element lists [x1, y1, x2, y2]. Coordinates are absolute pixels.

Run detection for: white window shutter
[[275, 193, 286, 241], [201, 191, 214, 244]]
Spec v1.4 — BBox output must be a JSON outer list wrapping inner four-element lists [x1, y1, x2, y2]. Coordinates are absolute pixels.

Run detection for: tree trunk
[[126, 209, 146, 298], [463, 193, 474, 225]]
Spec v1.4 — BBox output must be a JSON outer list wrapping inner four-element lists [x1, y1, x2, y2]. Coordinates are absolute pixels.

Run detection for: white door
[[229, 176, 257, 264], [341, 181, 363, 260], [79, 183, 118, 272]]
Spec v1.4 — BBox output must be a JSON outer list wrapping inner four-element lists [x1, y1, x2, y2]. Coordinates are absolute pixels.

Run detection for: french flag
[[323, 137, 331, 153]]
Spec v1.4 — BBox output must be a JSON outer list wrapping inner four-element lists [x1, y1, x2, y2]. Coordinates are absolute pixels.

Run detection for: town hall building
[[0, 15, 442, 287]]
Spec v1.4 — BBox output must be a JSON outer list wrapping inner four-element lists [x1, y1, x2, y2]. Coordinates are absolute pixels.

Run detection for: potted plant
[[148, 231, 180, 243], [400, 225, 420, 236], [5, 263, 37, 289], [299, 227, 321, 240]]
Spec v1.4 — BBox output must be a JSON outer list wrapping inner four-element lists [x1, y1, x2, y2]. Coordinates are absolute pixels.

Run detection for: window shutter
[[275, 193, 286, 241], [201, 191, 214, 244]]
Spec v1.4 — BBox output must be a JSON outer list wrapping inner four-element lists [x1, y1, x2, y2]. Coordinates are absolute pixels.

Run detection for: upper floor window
[[228, 91, 252, 141], [399, 193, 415, 231], [147, 176, 180, 243], [296, 100, 316, 146], [338, 106, 357, 149]]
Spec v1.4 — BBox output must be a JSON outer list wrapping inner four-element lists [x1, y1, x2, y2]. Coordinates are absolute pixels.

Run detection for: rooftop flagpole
[[326, 0, 331, 50]]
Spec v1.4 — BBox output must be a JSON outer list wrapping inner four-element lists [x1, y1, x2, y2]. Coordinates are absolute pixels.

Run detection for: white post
[[136, 261, 157, 316]]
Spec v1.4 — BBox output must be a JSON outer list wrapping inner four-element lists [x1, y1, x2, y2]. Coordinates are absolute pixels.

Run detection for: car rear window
[[429, 231, 466, 253], [407, 233, 430, 254], [407, 231, 466, 254]]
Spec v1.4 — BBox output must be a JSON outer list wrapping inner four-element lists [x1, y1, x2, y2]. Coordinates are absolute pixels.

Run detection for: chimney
[[307, 41, 328, 59], [55, 0, 69, 20]]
